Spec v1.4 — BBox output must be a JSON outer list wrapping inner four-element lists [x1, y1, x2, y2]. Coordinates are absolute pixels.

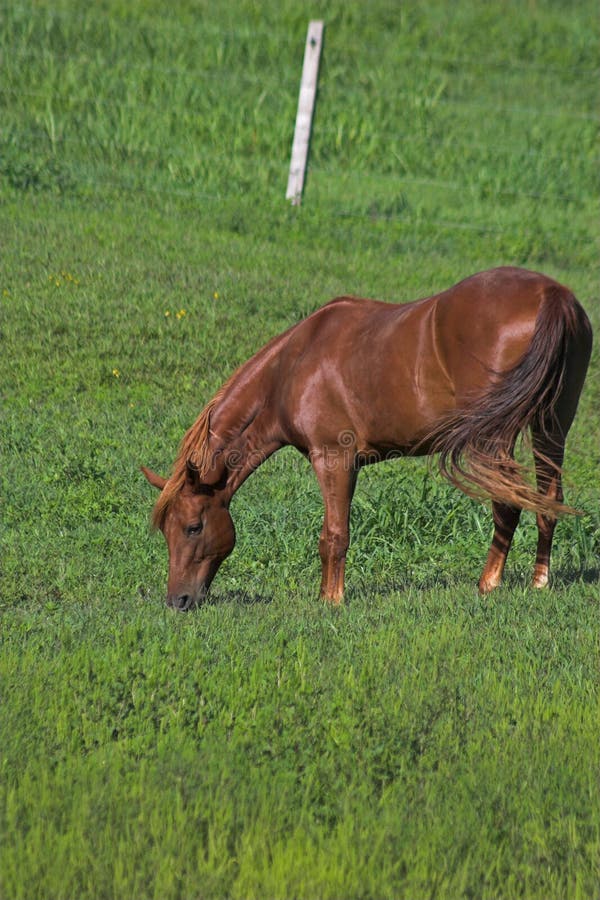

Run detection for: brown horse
[[143, 267, 592, 610]]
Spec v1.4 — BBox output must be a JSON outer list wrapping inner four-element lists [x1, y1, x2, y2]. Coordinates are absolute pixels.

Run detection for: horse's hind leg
[[531, 429, 565, 589], [479, 501, 521, 594], [530, 320, 591, 587], [479, 430, 565, 593]]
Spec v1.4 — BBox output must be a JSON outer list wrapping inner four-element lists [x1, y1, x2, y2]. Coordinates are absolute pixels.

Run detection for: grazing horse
[[143, 267, 592, 610]]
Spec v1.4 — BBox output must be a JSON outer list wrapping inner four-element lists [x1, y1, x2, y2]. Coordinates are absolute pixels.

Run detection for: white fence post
[[286, 20, 324, 205]]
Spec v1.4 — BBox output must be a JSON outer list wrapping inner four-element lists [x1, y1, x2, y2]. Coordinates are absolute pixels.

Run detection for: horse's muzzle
[[166, 587, 208, 611]]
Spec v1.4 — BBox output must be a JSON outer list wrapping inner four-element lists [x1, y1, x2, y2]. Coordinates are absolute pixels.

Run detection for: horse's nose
[[167, 593, 192, 611]]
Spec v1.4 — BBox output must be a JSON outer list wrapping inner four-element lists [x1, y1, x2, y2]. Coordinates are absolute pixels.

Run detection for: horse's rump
[[422, 283, 592, 517]]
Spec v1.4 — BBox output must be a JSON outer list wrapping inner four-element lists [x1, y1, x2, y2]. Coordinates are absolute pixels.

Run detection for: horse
[[143, 267, 592, 610]]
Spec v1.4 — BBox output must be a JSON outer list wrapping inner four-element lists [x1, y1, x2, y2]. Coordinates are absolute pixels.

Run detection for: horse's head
[[142, 464, 235, 610]]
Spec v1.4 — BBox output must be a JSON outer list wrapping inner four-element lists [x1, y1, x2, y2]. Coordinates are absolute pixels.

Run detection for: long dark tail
[[424, 285, 589, 518]]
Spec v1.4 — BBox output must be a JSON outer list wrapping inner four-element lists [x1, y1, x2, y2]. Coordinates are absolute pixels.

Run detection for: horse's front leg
[[312, 450, 358, 604]]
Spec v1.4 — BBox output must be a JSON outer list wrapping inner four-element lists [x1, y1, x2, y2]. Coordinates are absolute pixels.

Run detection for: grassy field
[[1, 1, 599, 897]]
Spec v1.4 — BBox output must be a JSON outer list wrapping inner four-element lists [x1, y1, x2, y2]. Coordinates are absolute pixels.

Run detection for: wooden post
[[286, 20, 324, 205]]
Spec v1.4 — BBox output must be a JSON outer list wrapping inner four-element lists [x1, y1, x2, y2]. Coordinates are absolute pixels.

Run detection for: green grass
[[1, 1, 599, 897], [2, 589, 599, 899]]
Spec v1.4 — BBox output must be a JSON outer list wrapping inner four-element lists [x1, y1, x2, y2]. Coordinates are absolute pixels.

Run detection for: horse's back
[[283, 266, 559, 395], [274, 267, 588, 452]]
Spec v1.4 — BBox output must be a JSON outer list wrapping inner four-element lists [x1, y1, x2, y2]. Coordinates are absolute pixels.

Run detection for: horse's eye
[[186, 523, 203, 537]]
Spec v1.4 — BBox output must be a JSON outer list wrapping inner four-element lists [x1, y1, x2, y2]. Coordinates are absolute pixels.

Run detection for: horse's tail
[[424, 285, 590, 518]]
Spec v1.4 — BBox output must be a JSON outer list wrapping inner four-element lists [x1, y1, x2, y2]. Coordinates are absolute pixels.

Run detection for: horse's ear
[[185, 459, 202, 491], [186, 452, 227, 490], [141, 466, 167, 491], [202, 450, 227, 486]]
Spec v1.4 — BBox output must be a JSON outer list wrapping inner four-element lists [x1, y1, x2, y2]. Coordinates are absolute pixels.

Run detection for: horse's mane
[[151, 322, 296, 529], [151, 374, 236, 530]]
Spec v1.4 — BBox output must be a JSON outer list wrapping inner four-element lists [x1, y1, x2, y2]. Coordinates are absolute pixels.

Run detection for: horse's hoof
[[478, 578, 500, 595], [320, 593, 344, 605], [532, 575, 549, 589]]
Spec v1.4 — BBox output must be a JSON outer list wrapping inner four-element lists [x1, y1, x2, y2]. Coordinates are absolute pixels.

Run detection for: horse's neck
[[209, 358, 282, 497]]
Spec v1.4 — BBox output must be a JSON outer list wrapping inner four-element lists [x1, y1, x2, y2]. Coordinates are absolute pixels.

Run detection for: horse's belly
[[352, 367, 455, 453]]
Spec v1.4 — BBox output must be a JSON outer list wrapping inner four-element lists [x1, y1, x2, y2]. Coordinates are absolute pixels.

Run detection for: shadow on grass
[[344, 564, 599, 601], [551, 566, 599, 588], [161, 565, 599, 613], [208, 589, 274, 607], [346, 572, 474, 598], [500, 566, 599, 591]]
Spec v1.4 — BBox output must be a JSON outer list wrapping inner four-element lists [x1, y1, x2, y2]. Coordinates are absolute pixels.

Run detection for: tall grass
[[1, 1, 599, 897], [1, 0, 598, 268]]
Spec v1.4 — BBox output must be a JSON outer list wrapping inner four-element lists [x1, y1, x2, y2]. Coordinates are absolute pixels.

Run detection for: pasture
[[1, 1, 599, 897]]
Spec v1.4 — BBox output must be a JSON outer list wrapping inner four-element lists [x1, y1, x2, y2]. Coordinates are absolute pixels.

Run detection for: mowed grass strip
[[1, 0, 599, 897]]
